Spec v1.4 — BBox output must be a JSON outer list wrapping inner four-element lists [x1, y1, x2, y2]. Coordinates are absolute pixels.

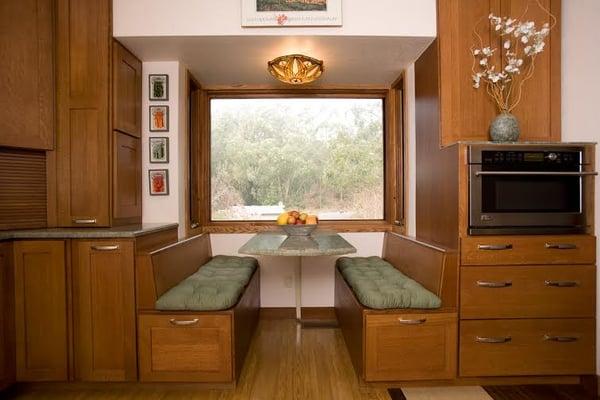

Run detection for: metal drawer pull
[[476, 336, 512, 344], [169, 318, 200, 326], [73, 218, 97, 224], [476, 171, 598, 177], [478, 244, 513, 251], [477, 280, 512, 288], [398, 318, 427, 325], [543, 335, 578, 343], [545, 243, 577, 250], [91, 245, 120, 251], [544, 280, 579, 288]]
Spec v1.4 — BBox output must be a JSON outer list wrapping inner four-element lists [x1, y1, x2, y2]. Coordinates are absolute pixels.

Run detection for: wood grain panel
[[113, 41, 142, 138], [0, 243, 15, 391], [460, 318, 595, 377], [232, 269, 260, 381], [13, 241, 68, 382], [0, 149, 47, 230], [112, 132, 142, 226], [0, 0, 54, 150], [72, 240, 137, 381]]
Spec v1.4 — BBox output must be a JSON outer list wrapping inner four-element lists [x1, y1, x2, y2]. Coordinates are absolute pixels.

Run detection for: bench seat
[[337, 256, 441, 309]]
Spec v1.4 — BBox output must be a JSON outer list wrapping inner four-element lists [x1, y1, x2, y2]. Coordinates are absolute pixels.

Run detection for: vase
[[489, 112, 520, 142]]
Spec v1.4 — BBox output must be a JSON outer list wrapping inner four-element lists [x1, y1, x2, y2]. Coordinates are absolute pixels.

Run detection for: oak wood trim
[[0, 242, 15, 391]]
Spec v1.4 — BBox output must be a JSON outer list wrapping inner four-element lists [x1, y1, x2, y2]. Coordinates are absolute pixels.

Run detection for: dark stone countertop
[[0, 223, 178, 240]]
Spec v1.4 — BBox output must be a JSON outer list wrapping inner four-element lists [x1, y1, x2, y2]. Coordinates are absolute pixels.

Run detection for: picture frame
[[241, 0, 342, 27], [149, 74, 169, 101], [149, 105, 169, 132], [148, 169, 169, 196], [149, 137, 169, 163]]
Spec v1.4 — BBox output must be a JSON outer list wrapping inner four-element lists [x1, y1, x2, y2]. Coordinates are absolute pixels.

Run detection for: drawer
[[460, 265, 596, 319], [461, 235, 596, 266], [365, 313, 457, 381], [459, 319, 595, 377], [138, 314, 232, 382]]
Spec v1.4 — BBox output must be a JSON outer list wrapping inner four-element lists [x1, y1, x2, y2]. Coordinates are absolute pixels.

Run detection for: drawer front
[[461, 235, 595, 266], [365, 313, 457, 381], [138, 314, 232, 382], [459, 319, 595, 377], [460, 265, 596, 319]]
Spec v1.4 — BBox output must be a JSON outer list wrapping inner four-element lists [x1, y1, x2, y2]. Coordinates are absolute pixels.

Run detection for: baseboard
[[260, 307, 336, 321]]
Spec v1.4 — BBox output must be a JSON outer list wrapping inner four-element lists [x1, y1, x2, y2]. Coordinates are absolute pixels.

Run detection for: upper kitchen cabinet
[[113, 41, 143, 138], [418, 0, 561, 146], [0, 0, 54, 150]]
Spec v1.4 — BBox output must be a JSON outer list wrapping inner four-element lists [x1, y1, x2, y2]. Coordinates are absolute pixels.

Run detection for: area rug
[[388, 385, 593, 400]]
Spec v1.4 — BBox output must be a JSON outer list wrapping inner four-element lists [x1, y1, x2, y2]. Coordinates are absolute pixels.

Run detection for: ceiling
[[118, 35, 434, 87]]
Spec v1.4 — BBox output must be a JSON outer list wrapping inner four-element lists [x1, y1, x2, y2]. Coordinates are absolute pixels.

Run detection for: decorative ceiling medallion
[[267, 54, 324, 85]]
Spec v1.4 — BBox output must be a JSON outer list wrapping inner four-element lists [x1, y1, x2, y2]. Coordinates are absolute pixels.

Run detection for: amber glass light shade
[[267, 54, 324, 85]]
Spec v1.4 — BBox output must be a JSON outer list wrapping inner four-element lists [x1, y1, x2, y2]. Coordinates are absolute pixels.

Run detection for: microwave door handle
[[475, 171, 598, 177]]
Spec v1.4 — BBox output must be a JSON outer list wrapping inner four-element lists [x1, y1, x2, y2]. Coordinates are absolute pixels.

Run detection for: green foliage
[[257, 0, 327, 12]]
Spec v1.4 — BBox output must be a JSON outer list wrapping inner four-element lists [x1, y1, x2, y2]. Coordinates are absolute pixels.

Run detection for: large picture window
[[210, 98, 385, 221]]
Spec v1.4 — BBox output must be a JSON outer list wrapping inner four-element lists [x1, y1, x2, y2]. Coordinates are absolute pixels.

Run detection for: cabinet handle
[[73, 218, 97, 224], [190, 222, 201, 229], [91, 245, 120, 251], [478, 244, 513, 251], [476, 336, 512, 344], [398, 318, 427, 325], [543, 335, 579, 343], [477, 280, 512, 288], [544, 280, 579, 288], [545, 243, 577, 250], [169, 318, 199, 326]]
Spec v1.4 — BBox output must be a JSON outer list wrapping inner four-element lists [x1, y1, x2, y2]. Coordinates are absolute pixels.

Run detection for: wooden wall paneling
[[113, 41, 142, 138], [72, 240, 137, 381], [0, 242, 15, 391], [112, 132, 142, 226], [13, 241, 68, 382], [0, 0, 54, 150], [55, 0, 111, 227], [187, 75, 203, 235], [0, 149, 47, 230]]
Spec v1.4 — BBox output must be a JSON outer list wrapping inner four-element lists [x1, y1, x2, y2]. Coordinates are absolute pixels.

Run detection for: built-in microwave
[[468, 144, 597, 235]]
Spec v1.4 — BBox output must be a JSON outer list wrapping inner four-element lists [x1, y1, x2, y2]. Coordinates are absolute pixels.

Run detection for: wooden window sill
[[200, 221, 401, 234]]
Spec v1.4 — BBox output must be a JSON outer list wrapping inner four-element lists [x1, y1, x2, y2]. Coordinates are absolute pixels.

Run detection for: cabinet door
[[113, 132, 142, 225], [113, 41, 142, 138], [0, 243, 15, 391], [55, 0, 111, 227], [13, 241, 68, 382], [0, 0, 54, 150], [72, 240, 136, 381]]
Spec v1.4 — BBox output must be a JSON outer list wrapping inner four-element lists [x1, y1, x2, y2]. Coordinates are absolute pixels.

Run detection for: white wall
[[561, 0, 600, 371]]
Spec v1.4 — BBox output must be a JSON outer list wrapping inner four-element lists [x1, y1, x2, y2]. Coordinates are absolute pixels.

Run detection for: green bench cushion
[[337, 256, 441, 310], [156, 255, 258, 311]]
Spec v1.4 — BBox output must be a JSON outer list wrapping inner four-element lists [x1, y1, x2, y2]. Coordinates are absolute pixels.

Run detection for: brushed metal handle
[[91, 245, 120, 251], [476, 171, 598, 177], [478, 244, 513, 251], [545, 280, 579, 288], [398, 318, 427, 325], [73, 218, 97, 224], [476, 336, 512, 344], [543, 335, 579, 343], [169, 318, 199, 326], [545, 243, 577, 250], [477, 280, 513, 288], [190, 222, 201, 229]]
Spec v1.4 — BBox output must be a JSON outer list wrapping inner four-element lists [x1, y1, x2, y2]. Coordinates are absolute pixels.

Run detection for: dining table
[[238, 230, 357, 325]]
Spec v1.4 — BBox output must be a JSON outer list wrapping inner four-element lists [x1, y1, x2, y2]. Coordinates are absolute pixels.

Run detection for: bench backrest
[[382, 232, 457, 308]]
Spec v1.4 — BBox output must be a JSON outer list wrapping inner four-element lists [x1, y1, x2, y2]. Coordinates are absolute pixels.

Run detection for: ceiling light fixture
[[267, 54, 324, 85]]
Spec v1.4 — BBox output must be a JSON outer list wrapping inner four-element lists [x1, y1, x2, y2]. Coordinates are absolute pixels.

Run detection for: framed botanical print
[[149, 105, 169, 132], [148, 169, 169, 196], [242, 0, 342, 27], [149, 74, 169, 101], [149, 137, 169, 163]]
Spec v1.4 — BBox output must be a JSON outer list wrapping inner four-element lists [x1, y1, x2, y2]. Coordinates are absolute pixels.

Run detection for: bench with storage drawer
[[135, 233, 260, 384], [335, 232, 458, 382]]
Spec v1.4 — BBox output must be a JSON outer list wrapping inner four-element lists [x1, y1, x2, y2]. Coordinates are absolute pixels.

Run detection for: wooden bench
[[135, 233, 260, 384], [335, 232, 458, 382]]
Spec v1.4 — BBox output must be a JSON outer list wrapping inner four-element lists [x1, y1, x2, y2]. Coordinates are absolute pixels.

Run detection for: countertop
[[0, 223, 178, 240], [238, 230, 357, 257]]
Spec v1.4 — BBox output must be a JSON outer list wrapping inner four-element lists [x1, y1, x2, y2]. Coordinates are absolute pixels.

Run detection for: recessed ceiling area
[[117, 35, 434, 87]]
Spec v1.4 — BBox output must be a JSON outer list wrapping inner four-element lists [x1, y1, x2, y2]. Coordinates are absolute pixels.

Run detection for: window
[[210, 97, 385, 221]]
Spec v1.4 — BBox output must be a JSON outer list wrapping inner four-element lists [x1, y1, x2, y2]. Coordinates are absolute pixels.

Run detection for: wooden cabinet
[[0, 243, 15, 391], [113, 132, 142, 225], [0, 0, 54, 150], [13, 241, 68, 382], [72, 240, 137, 381], [113, 41, 142, 138]]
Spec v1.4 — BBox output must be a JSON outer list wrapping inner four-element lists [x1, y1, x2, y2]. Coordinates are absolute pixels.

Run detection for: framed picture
[[148, 169, 169, 196], [149, 137, 169, 163], [149, 105, 169, 132], [242, 0, 342, 27], [149, 74, 169, 101]]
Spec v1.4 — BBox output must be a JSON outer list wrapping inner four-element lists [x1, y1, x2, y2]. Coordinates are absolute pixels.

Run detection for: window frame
[[189, 87, 405, 234]]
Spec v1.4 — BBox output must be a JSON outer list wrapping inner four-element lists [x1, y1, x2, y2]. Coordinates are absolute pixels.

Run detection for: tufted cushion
[[337, 256, 441, 310], [156, 255, 257, 311]]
